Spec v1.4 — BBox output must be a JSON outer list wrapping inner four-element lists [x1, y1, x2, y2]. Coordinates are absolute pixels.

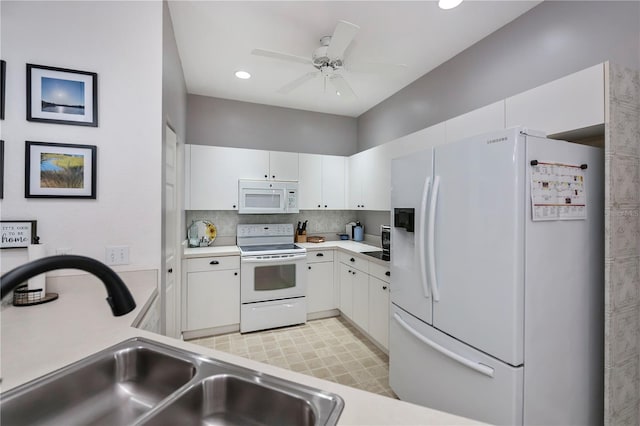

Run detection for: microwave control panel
[[287, 190, 298, 209]]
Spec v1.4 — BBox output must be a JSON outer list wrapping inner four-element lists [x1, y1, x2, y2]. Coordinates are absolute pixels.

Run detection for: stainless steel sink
[[0, 338, 344, 426], [144, 374, 317, 426]]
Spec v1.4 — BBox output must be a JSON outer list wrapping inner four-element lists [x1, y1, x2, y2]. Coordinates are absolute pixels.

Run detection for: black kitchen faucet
[[0, 255, 136, 316]]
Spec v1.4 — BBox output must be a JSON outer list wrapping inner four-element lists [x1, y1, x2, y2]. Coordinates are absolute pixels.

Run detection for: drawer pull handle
[[383, 286, 387, 290], [385, 271, 391, 277], [316, 253, 324, 257], [210, 260, 220, 265], [234, 272, 238, 276], [308, 266, 312, 270], [350, 257, 355, 262]]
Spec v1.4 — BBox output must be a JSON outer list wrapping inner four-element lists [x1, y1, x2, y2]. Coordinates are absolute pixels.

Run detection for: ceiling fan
[[251, 20, 406, 99]]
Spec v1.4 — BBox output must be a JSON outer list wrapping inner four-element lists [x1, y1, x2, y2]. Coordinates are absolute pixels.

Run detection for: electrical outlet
[[106, 246, 129, 265], [55, 247, 72, 255]]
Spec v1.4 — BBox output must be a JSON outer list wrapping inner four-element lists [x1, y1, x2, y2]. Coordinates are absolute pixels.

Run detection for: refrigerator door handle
[[418, 176, 431, 299], [428, 175, 441, 301], [393, 313, 495, 378]]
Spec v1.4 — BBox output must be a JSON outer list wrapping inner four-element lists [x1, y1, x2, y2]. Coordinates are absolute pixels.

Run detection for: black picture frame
[[25, 141, 97, 199], [0, 60, 5, 120], [26, 64, 98, 127], [1, 220, 38, 249]]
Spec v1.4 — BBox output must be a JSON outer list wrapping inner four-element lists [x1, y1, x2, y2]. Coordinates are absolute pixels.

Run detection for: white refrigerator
[[389, 127, 603, 425]]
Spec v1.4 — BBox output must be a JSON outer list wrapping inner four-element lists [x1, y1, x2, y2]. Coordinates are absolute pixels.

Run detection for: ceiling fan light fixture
[[438, 0, 463, 10], [234, 70, 251, 80]]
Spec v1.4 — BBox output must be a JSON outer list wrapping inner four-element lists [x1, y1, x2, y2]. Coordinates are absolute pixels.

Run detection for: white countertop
[[0, 271, 481, 425], [184, 240, 389, 265], [183, 245, 240, 258]]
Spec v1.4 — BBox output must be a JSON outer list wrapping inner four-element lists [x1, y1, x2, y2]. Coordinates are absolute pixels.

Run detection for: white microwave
[[238, 180, 299, 214]]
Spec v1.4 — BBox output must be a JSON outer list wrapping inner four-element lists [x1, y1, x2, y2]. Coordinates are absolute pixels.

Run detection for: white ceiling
[[168, 1, 541, 117]]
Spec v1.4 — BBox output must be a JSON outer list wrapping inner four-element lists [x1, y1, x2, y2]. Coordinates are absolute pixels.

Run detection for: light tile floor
[[188, 316, 397, 398]]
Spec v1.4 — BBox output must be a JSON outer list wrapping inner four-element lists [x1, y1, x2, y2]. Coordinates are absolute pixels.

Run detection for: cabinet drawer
[[339, 252, 368, 273], [186, 256, 240, 272], [307, 250, 334, 263], [369, 262, 391, 283]]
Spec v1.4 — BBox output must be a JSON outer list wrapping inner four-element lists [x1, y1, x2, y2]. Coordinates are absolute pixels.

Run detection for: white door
[[390, 148, 433, 325], [269, 151, 298, 181], [164, 125, 178, 338], [321, 155, 346, 209], [189, 145, 268, 210], [431, 128, 525, 366], [298, 154, 322, 209], [390, 305, 524, 426]]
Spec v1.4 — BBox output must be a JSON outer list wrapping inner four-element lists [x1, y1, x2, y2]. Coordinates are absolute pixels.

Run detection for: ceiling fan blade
[[251, 48, 312, 66], [329, 74, 356, 99], [345, 61, 408, 75], [277, 72, 320, 94], [326, 20, 360, 60]]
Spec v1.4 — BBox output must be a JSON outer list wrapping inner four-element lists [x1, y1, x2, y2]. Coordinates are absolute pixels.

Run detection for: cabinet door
[[362, 145, 390, 211], [307, 262, 335, 313], [188, 145, 268, 210], [186, 270, 240, 330], [269, 151, 299, 181], [369, 276, 390, 349], [352, 268, 369, 331], [322, 155, 346, 209], [347, 153, 364, 209], [505, 64, 604, 136], [339, 263, 353, 318], [298, 154, 323, 209]]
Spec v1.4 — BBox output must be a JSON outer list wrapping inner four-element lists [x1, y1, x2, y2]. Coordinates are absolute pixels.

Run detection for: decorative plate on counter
[[188, 220, 217, 247]]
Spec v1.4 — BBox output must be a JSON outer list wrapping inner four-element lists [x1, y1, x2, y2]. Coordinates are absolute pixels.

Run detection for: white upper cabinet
[[505, 63, 605, 136], [347, 151, 366, 209], [269, 151, 298, 181], [299, 153, 346, 210], [187, 145, 268, 210], [445, 101, 505, 143], [348, 145, 391, 211], [298, 154, 323, 209], [321, 155, 346, 209]]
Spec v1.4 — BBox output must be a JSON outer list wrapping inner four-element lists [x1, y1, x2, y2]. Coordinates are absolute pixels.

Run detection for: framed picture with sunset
[[26, 64, 98, 127], [25, 141, 96, 199]]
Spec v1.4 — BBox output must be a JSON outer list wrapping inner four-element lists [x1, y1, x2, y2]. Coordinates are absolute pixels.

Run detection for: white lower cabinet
[[185, 256, 240, 332], [352, 269, 369, 331], [307, 261, 335, 314], [369, 277, 390, 349], [339, 252, 390, 350], [339, 263, 354, 318]]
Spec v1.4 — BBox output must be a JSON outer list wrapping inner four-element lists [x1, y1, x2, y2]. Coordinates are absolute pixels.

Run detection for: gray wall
[[358, 1, 640, 151], [187, 95, 358, 156]]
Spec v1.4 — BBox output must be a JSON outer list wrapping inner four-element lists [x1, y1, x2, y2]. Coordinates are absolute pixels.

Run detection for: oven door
[[241, 253, 307, 303]]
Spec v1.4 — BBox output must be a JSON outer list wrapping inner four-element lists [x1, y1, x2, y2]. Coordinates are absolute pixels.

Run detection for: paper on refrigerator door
[[530, 161, 587, 221]]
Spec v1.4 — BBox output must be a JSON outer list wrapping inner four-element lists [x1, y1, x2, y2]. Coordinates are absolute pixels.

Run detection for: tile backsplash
[[186, 210, 358, 245]]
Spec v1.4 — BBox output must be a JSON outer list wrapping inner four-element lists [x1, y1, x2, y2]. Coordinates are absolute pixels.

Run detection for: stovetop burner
[[362, 251, 390, 262]]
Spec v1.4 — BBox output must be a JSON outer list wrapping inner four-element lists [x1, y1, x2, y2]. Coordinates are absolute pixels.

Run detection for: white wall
[[0, 1, 163, 275]]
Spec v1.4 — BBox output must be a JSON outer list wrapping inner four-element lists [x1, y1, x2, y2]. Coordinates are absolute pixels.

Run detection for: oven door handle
[[241, 254, 307, 264]]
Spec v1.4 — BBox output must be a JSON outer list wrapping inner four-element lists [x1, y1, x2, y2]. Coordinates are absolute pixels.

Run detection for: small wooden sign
[[1, 220, 37, 249]]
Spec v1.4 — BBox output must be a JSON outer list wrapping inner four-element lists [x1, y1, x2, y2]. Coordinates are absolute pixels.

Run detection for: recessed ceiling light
[[235, 70, 251, 79], [336, 91, 341, 96], [439, 0, 463, 10]]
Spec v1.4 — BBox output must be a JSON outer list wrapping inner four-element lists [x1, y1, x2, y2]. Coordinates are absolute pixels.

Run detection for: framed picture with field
[[25, 141, 96, 199]]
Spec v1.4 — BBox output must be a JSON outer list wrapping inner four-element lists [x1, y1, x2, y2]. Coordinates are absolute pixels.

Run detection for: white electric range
[[237, 224, 307, 333]]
